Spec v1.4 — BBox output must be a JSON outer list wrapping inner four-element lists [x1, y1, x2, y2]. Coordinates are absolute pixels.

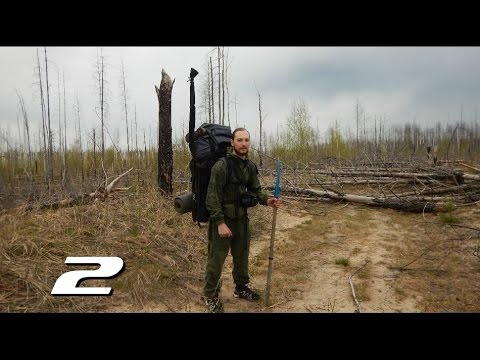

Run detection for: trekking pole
[[265, 159, 281, 307]]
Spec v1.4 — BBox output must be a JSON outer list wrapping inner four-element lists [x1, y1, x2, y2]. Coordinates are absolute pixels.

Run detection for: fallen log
[[267, 185, 441, 213], [392, 183, 480, 198], [309, 169, 474, 181], [22, 167, 134, 211]]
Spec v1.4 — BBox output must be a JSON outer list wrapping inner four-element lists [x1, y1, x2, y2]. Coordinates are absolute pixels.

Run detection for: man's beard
[[233, 146, 248, 157]]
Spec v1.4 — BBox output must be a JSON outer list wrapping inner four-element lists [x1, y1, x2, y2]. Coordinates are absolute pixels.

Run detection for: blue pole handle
[[274, 159, 281, 198]]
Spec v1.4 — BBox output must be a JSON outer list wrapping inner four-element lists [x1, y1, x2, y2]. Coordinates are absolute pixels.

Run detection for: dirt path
[[176, 203, 423, 313], [153, 200, 479, 313], [271, 206, 421, 313], [233, 204, 421, 313]]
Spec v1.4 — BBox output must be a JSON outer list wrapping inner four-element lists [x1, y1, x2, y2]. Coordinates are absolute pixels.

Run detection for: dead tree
[[255, 82, 265, 167], [18, 168, 133, 212], [94, 48, 109, 166], [271, 185, 441, 213], [35, 48, 48, 182], [155, 69, 175, 195], [15, 90, 32, 172], [44, 47, 53, 186], [120, 60, 130, 155]]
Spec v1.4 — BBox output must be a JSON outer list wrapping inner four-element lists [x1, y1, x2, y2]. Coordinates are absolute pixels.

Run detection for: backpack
[[189, 123, 232, 223]]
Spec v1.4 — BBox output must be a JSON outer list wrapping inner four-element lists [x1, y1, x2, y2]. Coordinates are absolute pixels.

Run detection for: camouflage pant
[[203, 217, 251, 298]]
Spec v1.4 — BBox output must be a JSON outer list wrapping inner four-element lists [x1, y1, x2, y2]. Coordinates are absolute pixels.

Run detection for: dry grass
[[0, 184, 207, 312], [389, 206, 480, 312]]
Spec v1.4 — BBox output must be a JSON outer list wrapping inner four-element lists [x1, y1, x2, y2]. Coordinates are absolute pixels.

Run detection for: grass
[[0, 184, 207, 312], [335, 257, 350, 266], [438, 213, 462, 224]]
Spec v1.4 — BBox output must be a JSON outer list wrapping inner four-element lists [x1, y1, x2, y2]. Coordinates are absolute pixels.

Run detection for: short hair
[[231, 127, 250, 140]]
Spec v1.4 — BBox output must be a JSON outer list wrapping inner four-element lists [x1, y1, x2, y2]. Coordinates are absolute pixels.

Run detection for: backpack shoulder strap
[[224, 157, 258, 186], [218, 157, 231, 183], [227, 157, 249, 186], [247, 159, 258, 175]]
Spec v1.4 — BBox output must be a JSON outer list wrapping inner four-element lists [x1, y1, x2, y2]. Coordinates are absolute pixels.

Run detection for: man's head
[[231, 128, 250, 158]]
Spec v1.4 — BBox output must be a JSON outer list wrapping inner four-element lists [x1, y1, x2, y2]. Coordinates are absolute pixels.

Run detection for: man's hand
[[218, 222, 233, 238], [267, 197, 281, 208]]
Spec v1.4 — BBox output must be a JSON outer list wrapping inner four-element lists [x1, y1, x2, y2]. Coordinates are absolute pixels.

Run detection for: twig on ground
[[348, 260, 370, 313]]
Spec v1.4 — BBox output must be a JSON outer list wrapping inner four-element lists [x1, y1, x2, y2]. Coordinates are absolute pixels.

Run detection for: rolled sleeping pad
[[175, 192, 193, 214]]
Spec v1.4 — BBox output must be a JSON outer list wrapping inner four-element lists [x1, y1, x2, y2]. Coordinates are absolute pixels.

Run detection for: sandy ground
[[164, 204, 418, 313], [173, 199, 480, 313], [270, 207, 420, 313]]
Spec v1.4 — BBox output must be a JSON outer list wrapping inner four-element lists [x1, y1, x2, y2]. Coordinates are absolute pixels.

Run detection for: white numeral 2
[[51, 257, 124, 296]]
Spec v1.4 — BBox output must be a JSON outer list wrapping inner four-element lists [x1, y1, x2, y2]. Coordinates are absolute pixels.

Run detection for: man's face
[[231, 130, 250, 157]]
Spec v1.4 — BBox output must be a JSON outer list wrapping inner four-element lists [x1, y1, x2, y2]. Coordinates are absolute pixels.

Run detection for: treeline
[[1, 106, 479, 187]]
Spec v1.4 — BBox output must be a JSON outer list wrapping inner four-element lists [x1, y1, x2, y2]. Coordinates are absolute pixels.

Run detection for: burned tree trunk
[[155, 69, 175, 195]]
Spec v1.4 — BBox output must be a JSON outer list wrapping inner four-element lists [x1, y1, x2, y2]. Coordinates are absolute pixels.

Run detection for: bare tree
[[200, 47, 232, 127], [94, 48, 109, 165], [74, 95, 84, 187], [210, 56, 215, 123], [35, 48, 48, 182], [207, 62, 212, 123], [217, 47, 222, 125], [134, 105, 140, 182], [92, 128, 97, 178], [15, 90, 32, 171], [234, 93, 239, 128], [226, 78, 231, 127], [355, 97, 361, 146], [254, 82, 266, 167], [120, 59, 130, 154], [56, 68, 65, 183], [44, 47, 53, 187], [155, 69, 175, 195], [63, 70, 67, 183]]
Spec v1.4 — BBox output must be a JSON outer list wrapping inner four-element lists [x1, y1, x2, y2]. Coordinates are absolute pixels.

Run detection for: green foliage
[[439, 199, 461, 224], [335, 257, 350, 266], [270, 98, 317, 165], [324, 123, 353, 158], [438, 213, 461, 224], [442, 200, 457, 213]]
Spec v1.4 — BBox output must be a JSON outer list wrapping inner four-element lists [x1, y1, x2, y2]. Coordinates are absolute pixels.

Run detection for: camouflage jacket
[[206, 152, 268, 226]]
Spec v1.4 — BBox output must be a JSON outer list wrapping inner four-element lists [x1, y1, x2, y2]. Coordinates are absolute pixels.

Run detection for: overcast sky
[[1, 46, 480, 150]]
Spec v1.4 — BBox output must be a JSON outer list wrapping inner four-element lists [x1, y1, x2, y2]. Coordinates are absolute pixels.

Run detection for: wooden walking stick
[[265, 159, 281, 307]]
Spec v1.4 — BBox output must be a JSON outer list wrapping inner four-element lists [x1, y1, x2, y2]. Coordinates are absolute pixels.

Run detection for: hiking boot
[[234, 285, 260, 301], [205, 296, 224, 313]]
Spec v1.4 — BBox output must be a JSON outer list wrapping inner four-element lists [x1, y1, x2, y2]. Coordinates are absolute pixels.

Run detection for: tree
[[44, 47, 53, 187], [15, 90, 32, 172], [254, 82, 266, 167], [94, 48, 110, 166], [120, 59, 130, 154], [285, 98, 316, 164], [155, 69, 175, 195], [199, 47, 232, 126]]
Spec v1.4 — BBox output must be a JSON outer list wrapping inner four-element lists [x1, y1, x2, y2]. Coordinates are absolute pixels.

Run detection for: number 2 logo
[[51, 257, 125, 296]]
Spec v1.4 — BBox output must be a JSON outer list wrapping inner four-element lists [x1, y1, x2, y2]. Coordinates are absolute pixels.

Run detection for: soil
[[164, 200, 480, 313]]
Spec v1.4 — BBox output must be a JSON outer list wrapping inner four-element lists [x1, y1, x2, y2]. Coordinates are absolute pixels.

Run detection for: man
[[203, 127, 281, 313]]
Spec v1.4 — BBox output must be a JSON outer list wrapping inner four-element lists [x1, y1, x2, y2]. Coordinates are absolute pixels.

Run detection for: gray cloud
[[1, 46, 480, 150]]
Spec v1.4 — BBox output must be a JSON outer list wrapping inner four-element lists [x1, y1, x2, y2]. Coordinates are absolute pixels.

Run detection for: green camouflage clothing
[[203, 152, 269, 298]]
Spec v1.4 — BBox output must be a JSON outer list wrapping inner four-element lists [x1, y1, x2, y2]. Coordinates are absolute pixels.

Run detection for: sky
[[1, 46, 480, 151]]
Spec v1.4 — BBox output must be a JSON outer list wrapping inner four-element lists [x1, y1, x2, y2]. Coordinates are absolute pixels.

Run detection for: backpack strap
[[224, 157, 257, 186]]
